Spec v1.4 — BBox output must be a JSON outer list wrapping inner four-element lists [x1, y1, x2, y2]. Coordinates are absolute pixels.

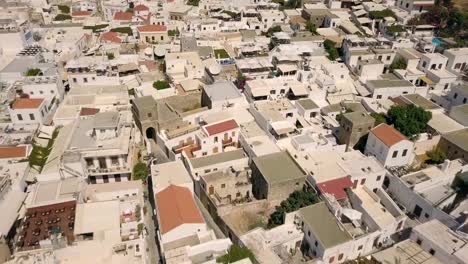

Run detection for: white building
[[444, 48, 468, 76], [9, 98, 49, 125], [410, 220, 468, 264], [365, 123, 415, 167], [165, 52, 205, 84]]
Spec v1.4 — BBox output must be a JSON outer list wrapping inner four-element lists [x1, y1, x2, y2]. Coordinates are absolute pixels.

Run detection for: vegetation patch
[[29, 129, 60, 172], [369, 9, 396, 19], [54, 14, 72, 21], [153, 80, 170, 90], [132, 162, 149, 181], [217, 245, 256, 264], [58, 5, 70, 14], [389, 57, 407, 71], [26, 68, 42, 76], [426, 148, 447, 164], [83, 24, 109, 32], [386, 105, 432, 139], [324, 39, 339, 61], [110, 27, 133, 36], [214, 49, 230, 59]]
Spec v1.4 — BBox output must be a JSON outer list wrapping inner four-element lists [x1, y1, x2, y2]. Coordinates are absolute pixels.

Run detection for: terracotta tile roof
[[113, 11, 133, 20], [371, 123, 408, 147], [0, 145, 28, 159], [134, 4, 149, 11], [72, 11, 92, 16], [80, 107, 100, 116], [101, 32, 122, 43], [11, 98, 44, 109], [316, 176, 353, 200], [137, 24, 167, 32], [204, 119, 239, 136], [155, 185, 204, 234]]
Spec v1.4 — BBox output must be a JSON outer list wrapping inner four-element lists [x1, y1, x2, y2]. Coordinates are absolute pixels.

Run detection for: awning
[[419, 75, 434, 85], [271, 121, 294, 135], [289, 85, 308, 96], [250, 88, 269, 97], [342, 208, 362, 221], [38, 125, 56, 139], [277, 64, 298, 73], [316, 176, 353, 200]]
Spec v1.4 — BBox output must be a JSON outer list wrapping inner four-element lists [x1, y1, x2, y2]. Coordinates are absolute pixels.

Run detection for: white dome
[[208, 64, 221, 75]]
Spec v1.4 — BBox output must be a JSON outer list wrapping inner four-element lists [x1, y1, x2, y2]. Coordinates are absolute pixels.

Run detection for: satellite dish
[[154, 46, 166, 57]]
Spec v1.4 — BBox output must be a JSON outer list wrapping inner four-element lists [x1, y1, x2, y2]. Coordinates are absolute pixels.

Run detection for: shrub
[[83, 24, 108, 32], [107, 53, 115, 60], [369, 9, 396, 19], [153, 80, 170, 90], [390, 57, 407, 71], [371, 112, 387, 126]]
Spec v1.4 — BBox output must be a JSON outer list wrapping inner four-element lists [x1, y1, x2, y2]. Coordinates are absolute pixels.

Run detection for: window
[[111, 156, 119, 165], [83, 77, 88, 83], [270, 90, 276, 94], [315, 241, 318, 247], [429, 249, 435, 255], [377, 175, 381, 181], [221, 184, 226, 188], [454, 93, 458, 99], [353, 180, 358, 188], [308, 231, 310, 236], [160, 36, 164, 41], [416, 238, 422, 245], [329, 256, 335, 263], [402, 149, 408, 157], [377, 95, 382, 99], [358, 245, 363, 250], [424, 213, 429, 218], [72, 78, 77, 83], [41, 110, 44, 117], [360, 178, 366, 185], [30, 91, 34, 95], [422, 61, 427, 68], [392, 150, 398, 158], [338, 254, 344, 260], [214, 136, 218, 142], [204, 169, 211, 173], [463, 98, 467, 104], [386, 55, 391, 61], [29, 114, 35, 121], [39, 91, 44, 94], [17, 114, 23, 121]]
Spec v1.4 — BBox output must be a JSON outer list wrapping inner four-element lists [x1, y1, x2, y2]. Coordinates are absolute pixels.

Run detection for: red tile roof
[[72, 11, 92, 16], [113, 11, 133, 20], [80, 107, 100, 116], [156, 185, 204, 234], [11, 98, 44, 109], [204, 119, 239, 136], [317, 176, 353, 200], [134, 4, 149, 11], [137, 24, 167, 32], [371, 123, 408, 147], [0, 145, 28, 159], [101, 31, 122, 43]]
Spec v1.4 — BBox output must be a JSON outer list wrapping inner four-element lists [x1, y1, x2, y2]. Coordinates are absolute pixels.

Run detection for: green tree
[[390, 57, 408, 71], [369, 9, 396, 19], [305, 20, 317, 34], [266, 25, 282, 37], [132, 162, 148, 181], [153, 80, 170, 90], [187, 0, 200, 6], [426, 148, 447, 164], [371, 112, 387, 125], [268, 187, 319, 228], [324, 39, 339, 61], [26, 68, 42, 76], [106, 53, 115, 60], [386, 105, 432, 139], [217, 245, 256, 264]]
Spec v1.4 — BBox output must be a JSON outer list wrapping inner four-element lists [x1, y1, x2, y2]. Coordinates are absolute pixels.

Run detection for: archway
[[146, 127, 156, 140]]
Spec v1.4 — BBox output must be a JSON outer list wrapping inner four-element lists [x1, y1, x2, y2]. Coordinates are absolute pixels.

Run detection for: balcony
[[222, 138, 236, 148], [87, 165, 131, 175], [173, 143, 201, 158]]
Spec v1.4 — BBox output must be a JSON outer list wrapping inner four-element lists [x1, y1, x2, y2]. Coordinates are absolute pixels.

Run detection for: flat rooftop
[[300, 203, 351, 249], [189, 149, 246, 169], [252, 151, 305, 185], [74, 200, 120, 235]]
